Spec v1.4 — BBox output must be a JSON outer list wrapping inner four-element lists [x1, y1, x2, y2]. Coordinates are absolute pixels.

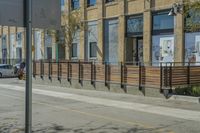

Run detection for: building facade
[[62, 0, 200, 65], [0, 26, 59, 63]]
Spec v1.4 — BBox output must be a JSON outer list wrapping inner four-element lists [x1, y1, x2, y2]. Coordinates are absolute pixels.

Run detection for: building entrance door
[[126, 37, 143, 65], [136, 37, 143, 64]]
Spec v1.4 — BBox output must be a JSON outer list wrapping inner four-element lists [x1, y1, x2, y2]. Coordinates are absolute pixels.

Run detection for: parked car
[[14, 63, 21, 74], [0, 64, 15, 77]]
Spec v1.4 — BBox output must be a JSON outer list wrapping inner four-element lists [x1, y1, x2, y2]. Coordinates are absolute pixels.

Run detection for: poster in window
[[195, 35, 200, 63], [160, 37, 174, 62]]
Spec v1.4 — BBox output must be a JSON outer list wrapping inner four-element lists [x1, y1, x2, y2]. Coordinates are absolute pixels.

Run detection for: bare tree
[[60, 9, 85, 60]]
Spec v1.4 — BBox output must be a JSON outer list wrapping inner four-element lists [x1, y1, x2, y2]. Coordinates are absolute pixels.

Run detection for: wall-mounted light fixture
[[168, 3, 183, 16]]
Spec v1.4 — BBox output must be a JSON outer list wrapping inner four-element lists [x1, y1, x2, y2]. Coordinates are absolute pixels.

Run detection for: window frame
[[152, 10, 174, 35], [105, 0, 115, 4], [126, 14, 143, 37], [71, 0, 80, 10], [72, 43, 78, 58], [89, 42, 97, 58], [87, 0, 96, 7]]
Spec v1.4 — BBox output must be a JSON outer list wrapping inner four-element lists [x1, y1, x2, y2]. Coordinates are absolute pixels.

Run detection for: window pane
[[153, 12, 174, 30], [89, 42, 97, 58], [127, 16, 143, 35], [88, 0, 96, 6], [72, 0, 79, 9], [47, 47, 52, 59], [61, 0, 65, 11], [106, 0, 115, 3], [185, 32, 200, 65], [72, 43, 77, 57], [152, 35, 174, 66]]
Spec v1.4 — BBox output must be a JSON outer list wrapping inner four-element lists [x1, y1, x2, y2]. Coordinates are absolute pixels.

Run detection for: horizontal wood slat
[[33, 61, 200, 89]]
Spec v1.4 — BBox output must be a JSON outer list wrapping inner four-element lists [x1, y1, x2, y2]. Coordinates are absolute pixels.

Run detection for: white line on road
[[0, 84, 200, 122]]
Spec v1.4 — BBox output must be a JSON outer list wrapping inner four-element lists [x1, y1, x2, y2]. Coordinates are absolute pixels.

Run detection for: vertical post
[[91, 61, 93, 85], [139, 62, 142, 90], [33, 60, 36, 78], [48, 60, 51, 80], [187, 62, 190, 85], [40, 60, 43, 79], [165, 62, 169, 88], [121, 62, 123, 88], [57, 60, 60, 80], [67, 61, 70, 81], [105, 62, 107, 86], [25, 0, 32, 132], [94, 61, 96, 87], [160, 62, 163, 92], [170, 62, 172, 89], [60, 61, 62, 81], [78, 60, 81, 83]]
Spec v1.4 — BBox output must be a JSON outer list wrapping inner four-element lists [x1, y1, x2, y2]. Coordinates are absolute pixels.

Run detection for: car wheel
[[0, 73, 2, 78]]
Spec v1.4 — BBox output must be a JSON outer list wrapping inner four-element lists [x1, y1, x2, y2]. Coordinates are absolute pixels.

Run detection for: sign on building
[[0, 0, 61, 29]]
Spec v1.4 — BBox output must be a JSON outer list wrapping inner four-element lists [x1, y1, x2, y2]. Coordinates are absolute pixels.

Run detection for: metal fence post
[[60, 61, 62, 81], [33, 60, 36, 78], [105, 62, 107, 86], [40, 60, 44, 79], [57, 60, 60, 81], [160, 62, 163, 92], [67, 61, 69, 81], [164, 62, 168, 88], [48, 60, 51, 80], [170, 62, 172, 90], [139, 62, 142, 90], [78, 60, 82, 84], [187, 62, 190, 85], [121, 62, 124, 88], [91, 61, 93, 85], [94, 61, 96, 87], [108, 63, 111, 89]]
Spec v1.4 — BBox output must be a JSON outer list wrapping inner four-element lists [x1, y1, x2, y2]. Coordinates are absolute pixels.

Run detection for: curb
[[13, 78, 200, 104], [168, 95, 200, 104]]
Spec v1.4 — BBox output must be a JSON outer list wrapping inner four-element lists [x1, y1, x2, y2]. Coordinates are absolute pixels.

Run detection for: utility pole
[[25, 0, 32, 132]]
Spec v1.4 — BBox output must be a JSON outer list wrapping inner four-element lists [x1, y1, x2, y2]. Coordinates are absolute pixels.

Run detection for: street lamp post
[[25, 0, 32, 132]]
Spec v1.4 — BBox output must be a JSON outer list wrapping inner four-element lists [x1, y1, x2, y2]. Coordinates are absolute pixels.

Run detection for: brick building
[[62, 0, 200, 65]]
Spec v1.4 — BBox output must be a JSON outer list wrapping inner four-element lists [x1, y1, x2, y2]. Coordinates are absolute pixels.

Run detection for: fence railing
[[33, 60, 178, 92], [32, 60, 200, 92]]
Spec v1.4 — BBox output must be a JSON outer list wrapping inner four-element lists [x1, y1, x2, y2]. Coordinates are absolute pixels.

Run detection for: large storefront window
[[185, 32, 200, 64], [152, 10, 174, 65], [152, 35, 174, 65], [104, 19, 119, 64], [126, 15, 143, 36], [185, 8, 200, 65]]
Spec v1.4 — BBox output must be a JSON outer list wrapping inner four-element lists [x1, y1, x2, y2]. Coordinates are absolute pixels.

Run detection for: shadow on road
[[0, 119, 173, 133]]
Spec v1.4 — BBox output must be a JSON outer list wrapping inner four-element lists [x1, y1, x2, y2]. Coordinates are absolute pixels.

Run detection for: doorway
[[126, 37, 143, 65]]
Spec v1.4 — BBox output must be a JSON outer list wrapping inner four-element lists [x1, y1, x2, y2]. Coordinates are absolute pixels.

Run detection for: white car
[[0, 64, 14, 77]]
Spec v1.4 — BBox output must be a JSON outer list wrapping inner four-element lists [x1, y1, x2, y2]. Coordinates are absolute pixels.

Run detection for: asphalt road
[[0, 79, 200, 133]]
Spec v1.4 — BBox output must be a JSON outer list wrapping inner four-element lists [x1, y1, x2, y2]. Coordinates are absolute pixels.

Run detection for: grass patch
[[175, 85, 200, 97]]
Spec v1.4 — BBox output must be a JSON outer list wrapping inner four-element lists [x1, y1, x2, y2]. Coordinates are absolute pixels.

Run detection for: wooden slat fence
[[33, 60, 200, 90]]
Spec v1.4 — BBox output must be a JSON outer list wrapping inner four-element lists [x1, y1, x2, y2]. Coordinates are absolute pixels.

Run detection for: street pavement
[[0, 79, 200, 133]]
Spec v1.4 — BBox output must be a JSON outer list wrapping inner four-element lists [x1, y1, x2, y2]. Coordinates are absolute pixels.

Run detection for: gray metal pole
[[25, 0, 32, 132]]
